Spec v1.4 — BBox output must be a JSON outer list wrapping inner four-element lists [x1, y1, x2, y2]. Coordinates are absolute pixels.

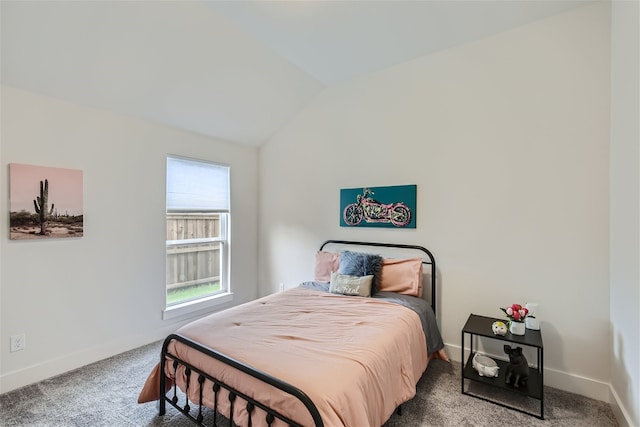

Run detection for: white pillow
[[329, 272, 373, 297]]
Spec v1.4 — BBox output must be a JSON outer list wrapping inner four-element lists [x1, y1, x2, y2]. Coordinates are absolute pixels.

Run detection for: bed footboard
[[159, 333, 324, 427]]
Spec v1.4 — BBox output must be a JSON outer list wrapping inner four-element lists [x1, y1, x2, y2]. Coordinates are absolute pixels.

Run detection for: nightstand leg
[[461, 330, 464, 393], [540, 347, 544, 419]]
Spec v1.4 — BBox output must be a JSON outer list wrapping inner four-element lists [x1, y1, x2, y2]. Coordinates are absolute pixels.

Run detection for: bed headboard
[[319, 240, 437, 316]]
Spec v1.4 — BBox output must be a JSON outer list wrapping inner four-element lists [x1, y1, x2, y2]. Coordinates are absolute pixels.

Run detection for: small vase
[[525, 303, 540, 330], [509, 321, 526, 335]]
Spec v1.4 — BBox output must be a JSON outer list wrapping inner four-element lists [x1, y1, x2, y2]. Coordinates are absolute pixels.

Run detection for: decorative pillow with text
[[329, 272, 373, 297]]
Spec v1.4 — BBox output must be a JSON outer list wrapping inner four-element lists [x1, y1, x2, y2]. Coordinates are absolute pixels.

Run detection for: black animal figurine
[[504, 345, 529, 388]]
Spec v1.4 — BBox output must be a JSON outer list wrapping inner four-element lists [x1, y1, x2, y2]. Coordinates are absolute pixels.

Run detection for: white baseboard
[[609, 383, 637, 427], [446, 342, 611, 403], [0, 325, 177, 394]]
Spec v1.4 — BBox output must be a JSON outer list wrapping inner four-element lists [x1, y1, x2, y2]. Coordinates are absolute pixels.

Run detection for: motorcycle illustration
[[343, 188, 412, 227]]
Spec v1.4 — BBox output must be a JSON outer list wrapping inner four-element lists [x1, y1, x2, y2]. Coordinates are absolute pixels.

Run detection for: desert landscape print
[[9, 163, 83, 240]]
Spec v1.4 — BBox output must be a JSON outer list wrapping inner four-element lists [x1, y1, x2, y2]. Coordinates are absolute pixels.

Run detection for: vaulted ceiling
[[1, 1, 592, 146]]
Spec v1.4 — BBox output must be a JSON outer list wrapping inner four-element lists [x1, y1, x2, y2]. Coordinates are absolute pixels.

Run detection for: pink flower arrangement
[[500, 303, 534, 323]]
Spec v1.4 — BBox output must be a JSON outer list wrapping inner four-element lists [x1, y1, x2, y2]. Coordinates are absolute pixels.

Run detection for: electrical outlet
[[10, 334, 26, 352]]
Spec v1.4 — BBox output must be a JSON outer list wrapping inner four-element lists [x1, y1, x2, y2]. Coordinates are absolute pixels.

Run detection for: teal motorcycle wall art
[[343, 188, 412, 227]]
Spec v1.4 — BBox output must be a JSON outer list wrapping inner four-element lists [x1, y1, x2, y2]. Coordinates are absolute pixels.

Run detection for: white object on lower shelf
[[472, 353, 499, 377]]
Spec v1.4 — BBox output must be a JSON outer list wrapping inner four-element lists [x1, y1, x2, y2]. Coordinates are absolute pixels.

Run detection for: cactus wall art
[[34, 179, 55, 235], [9, 163, 83, 240]]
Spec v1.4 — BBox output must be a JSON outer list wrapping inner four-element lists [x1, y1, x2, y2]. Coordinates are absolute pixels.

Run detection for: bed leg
[[159, 386, 166, 416], [159, 351, 167, 416], [159, 397, 166, 416]]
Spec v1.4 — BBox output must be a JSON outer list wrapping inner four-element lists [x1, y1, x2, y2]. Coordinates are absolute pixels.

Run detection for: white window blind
[[166, 156, 230, 213]]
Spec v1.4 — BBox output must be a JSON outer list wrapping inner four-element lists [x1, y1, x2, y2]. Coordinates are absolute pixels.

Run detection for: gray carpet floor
[[0, 340, 619, 427]]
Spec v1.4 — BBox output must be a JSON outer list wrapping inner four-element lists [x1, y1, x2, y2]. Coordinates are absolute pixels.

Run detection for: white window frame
[[163, 156, 232, 320]]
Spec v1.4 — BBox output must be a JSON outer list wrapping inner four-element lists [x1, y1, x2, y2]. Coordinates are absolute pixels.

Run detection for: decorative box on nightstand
[[461, 313, 544, 419]]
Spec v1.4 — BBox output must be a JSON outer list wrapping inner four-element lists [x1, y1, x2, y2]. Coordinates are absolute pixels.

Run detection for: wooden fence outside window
[[166, 214, 221, 290]]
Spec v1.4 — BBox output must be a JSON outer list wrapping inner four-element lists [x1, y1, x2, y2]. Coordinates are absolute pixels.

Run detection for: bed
[[139, 240, 448, 427]]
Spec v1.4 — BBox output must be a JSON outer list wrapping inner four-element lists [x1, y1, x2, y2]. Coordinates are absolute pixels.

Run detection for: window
[[164, 156, 231, 318]]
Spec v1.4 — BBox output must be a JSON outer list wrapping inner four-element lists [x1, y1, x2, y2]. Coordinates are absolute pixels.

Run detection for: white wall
[[610, 0, 640, 425], [259, 2, 612, 401], [0, 86, 259, 393]]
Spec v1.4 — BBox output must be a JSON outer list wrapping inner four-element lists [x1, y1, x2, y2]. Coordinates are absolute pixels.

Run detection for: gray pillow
[[338, 251, 383, 294]]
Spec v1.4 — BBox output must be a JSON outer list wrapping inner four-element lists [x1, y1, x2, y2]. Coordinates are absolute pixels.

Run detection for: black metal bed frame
[[158, 240, 437, 427], [159, 333, 323, 427]]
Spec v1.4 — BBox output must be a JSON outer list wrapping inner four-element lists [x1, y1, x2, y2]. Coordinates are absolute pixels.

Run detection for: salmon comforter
[[139, 286, 447, 427]]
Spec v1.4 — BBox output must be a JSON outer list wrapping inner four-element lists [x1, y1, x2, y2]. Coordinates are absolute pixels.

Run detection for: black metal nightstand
[[461, 314, 544, 419]]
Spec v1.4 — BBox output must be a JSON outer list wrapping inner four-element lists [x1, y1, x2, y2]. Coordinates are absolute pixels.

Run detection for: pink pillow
[[378, 258, 424, 297], [314, 251, 340, 283]]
